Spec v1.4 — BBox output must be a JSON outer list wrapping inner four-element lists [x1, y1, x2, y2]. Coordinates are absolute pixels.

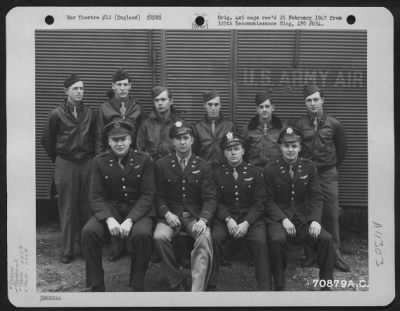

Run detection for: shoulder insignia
[[244, 177, 254, 182], [192, 170, 201, 174], [300, 175, 308, 179]]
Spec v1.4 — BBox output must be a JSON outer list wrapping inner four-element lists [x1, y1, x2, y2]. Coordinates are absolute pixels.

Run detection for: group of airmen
[[41, 68, 350, 292]]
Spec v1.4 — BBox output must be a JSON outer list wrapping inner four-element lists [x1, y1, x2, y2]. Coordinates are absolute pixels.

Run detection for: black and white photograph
[[6, 6, 394, 307]]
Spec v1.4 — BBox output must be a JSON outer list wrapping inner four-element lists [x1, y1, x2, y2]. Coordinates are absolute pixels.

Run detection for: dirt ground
[[36, 222, 368, 292]]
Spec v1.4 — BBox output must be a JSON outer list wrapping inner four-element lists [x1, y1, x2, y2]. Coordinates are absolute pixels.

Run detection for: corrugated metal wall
[[234, 30, 367, 207], [35, 29, 367, 208], [35, 29, 161, 198], [164, 30, 234, 123]]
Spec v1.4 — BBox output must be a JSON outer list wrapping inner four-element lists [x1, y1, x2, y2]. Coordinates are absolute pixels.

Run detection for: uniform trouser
[[267, 220, 336, 290], [81, 216, 153, 290], [319, 167, 341, 251], [153, 212, 213, 291], [209, 219, 271, 290], [54, 156, 92, 257]]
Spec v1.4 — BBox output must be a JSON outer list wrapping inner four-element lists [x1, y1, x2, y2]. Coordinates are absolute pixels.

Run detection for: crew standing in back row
[[41, 74, 96, 264], [242, 91, 286, 168], [96, 69, 143, 154], [294, 84, 350, 272], [136, 86, 183, 161], [193, 90, 235, 168]]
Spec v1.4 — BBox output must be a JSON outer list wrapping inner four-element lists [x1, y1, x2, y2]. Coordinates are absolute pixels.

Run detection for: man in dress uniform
[[81, 120, 155, 292], [264, 127, 336, 291], [136, 86, 183, 161], [41, 73, 96, 264], [153, 121, 217, 291], [294, 84, 350, 272], [96, 69, 143, 154], [242, 91, 286, 168], [193, 90, 235, 168], [208, 132, 272, 291]]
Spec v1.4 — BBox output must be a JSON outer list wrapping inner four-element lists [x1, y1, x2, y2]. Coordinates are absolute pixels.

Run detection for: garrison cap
[[203, 90, 219, 103], [278, 127, 303, 144], [112, 69, 131, 83], [152, 86, 170, 99], [303, 84, 321, 98], [64, 74, 82, 89], [255, 91, 272, 106], [104, 120, 133, 138], [220, 132, 243, 150], [169, 120, 193, 139]]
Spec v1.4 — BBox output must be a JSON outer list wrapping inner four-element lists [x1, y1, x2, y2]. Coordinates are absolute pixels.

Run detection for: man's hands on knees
[[233, 221, 249, 239], [282, 218, 296, 237], [106, 217, 134, 238], [165, 211, 181, 229], [192, 218, 208, 237], [120, 218, 134, 238], [226, 217, 238, 237], [309, 221, 321, 239], [106, 217, 121, 237]]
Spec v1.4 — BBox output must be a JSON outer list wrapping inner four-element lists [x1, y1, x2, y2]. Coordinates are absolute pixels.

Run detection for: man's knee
[[318, 230, 334, 243], [153, 226, 172, 243]]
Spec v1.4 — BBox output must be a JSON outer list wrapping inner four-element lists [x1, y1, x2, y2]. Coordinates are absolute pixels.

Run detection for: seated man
[[153, 121, 217, 291], [209, 132, 272, 291], [264, 127, 336, 291], [81, 120, 155, 292]]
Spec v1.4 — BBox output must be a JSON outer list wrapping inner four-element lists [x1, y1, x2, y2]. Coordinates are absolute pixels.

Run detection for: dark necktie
[[180, 158, 186, 171], [120, 102, 126, 118], [289, 165, 294, 179], [232, 167, 239, 180]]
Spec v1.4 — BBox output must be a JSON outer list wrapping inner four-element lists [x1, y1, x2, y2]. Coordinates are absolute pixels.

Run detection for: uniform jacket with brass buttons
[[96, 96, 142, 154], [154, 153, 217, 223], [41, 100, 96, 162], [213, 162, 266, 225], [263, 157, 323, 224], [193, 114, 235, 167], [294, 113, 346, 169], [90, 149, 155, 223]]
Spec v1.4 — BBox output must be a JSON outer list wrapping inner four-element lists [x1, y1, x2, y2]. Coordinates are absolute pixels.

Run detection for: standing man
[[209, 132, 272, 291], [96, 69, 142, 154], [153, 121, 217, 291], [294, 84, 350, 272], [41, 73, 96, 264], [81, 120, 155, 292], [136, 86, 183, 161], [264, 127, 336, 291], [242, 91, 286, 168], [193, 90, 235, 168]]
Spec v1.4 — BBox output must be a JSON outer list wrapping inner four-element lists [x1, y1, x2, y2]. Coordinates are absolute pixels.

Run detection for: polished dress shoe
[[60, 255, 73, 264], [108, 252, 124, 262], [335, 258, 351, 272], [301, 256, 316, 268]]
